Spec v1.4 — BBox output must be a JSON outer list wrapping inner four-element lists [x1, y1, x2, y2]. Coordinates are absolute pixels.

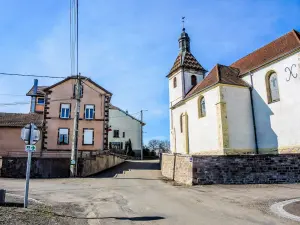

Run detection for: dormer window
[[173, 77, 177, 88], [191, 75, 197, 86], [37, 97, 45, 105]]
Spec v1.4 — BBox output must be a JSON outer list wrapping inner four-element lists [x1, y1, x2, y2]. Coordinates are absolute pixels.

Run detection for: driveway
[[0, 160, 299, 224]]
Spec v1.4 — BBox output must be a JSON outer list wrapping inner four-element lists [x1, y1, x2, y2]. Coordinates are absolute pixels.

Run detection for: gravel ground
[[0, 195, 87, 225]]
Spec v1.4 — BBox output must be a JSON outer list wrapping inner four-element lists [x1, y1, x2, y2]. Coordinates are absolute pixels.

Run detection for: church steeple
[[178, 17, 190, 53]]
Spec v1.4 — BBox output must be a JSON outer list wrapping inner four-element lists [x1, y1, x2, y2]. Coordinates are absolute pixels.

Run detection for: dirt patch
[[283, 201, 300, 217], [160, 176, 187, 187], [0, 195, 87, 225]]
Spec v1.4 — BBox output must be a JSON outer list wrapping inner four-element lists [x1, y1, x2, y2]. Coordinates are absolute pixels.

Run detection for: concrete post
[[0, 189, 6, 204]]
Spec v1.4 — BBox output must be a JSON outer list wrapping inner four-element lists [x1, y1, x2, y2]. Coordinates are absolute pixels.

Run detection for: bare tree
[[148, 139, 160, 151], [147, 139, 170, 153], [159, 140, 170, 153]]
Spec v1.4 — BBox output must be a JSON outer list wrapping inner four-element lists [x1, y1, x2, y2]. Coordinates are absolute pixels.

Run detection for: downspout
[[249, 72, 259, 154], [30, 79, 38, 113]]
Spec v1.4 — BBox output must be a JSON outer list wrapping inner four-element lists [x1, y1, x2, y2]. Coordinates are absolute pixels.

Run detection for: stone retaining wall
[[161, 153, 300, 185], [161, 154, 193, 185], [1, 154, 125, 178], [1, 157, 69, 178], [80, 154, 125, 177]]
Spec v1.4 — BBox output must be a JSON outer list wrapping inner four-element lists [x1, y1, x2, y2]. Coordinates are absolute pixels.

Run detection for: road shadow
[[43, 210, 165, 221], [90, 160, 160, 178], [0, 202, 24, 208]]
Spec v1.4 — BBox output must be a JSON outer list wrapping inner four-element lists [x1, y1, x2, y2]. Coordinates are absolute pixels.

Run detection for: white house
[[168, 27, 300, 155], [108, 104, 145, 155]]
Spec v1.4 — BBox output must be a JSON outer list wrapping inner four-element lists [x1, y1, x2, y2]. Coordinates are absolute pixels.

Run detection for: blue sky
[[0, 0, 299, 144]]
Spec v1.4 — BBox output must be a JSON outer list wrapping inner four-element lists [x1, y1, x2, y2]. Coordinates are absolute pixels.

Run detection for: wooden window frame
[[198, 96, 206, 118], [57, 128, 69, 145], [36, 97, 45, 105], [191, 75, 197, 86], [59, 103, 71, 119], [265, 70, 280, 104], [113, 130, 119, 138], [82, 128, 94, 145], [84, 104, 95, 120], [173, 77, 177, 88]]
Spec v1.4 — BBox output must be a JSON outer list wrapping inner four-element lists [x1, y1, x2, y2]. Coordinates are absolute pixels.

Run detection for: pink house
[[41, 76, 112, 156], [0, 76, 112, 159]]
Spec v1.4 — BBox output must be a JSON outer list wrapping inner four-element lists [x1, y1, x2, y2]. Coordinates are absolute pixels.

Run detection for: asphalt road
[[1, 160, 299, 225]]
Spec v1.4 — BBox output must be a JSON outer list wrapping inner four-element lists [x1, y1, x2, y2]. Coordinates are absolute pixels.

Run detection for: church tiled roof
[[185, 64, 249, 98], [231, 29, 300, 76], [167, 51, 206, 77]]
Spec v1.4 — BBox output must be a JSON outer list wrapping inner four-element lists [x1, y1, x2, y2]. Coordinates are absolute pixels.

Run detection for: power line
[[0, 94, 27, 97], [0, 102, 29, 106], [0, 98, 74, 106], [0, 72, 66, 79], [81, 79, 103, 96]]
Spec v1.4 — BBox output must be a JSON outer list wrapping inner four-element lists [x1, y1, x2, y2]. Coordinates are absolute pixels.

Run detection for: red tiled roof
[[26, 86, 48, 96], [167, 51, 206, 77], [0, 113, 43, 127], [231, 29, 300, 75], [185, 64, 249, 98]]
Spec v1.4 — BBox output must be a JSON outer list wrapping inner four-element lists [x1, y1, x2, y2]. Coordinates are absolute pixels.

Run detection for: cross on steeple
[[182, 16, 185, 31]]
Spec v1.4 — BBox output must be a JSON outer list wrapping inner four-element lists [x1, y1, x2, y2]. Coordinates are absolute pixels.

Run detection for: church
[[167, 27, 300, 155]]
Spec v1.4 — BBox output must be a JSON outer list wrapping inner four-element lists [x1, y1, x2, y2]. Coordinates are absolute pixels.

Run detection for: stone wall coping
[[191, 153, 300, 158]]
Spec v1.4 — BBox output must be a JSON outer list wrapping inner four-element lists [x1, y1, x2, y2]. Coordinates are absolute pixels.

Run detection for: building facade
[[168, 28, 300, 155], [42, 76, 112, 155], [108, 104, 144, 155], [0, 76, 112, 159]]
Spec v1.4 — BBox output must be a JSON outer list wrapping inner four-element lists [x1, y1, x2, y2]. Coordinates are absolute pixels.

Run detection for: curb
[[6, 193, 44, 204], [270, 198, 300, 222]]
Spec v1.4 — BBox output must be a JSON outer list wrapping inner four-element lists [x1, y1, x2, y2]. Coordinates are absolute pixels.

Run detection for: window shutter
[[84, 129, 93, 144]]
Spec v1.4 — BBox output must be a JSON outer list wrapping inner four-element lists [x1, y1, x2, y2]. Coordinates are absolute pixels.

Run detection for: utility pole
[[70, 74, 81, 177], [70, 0, 80, 177], [140, 110, 148, 160]]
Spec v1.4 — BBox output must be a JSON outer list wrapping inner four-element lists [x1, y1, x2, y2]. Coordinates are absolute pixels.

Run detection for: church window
[[173, 77, 177, 88], [198, 96, 206, 118], [266, 71, 280, 103], [180, 113, 184, 133], [191, 75, 197, 86]]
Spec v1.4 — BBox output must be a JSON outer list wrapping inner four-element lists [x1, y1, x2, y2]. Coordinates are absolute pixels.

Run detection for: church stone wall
[[162, 153, 300, 185], [242, 51, 300, 154]]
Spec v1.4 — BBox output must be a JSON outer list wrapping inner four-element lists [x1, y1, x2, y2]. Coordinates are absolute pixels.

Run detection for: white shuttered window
[[83, 129, 94, 145]]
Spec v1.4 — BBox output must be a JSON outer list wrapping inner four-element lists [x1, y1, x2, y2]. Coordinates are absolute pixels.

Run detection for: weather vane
[[182, 16, 185, 30]]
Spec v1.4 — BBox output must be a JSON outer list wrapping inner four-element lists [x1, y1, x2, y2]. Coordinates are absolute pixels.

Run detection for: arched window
[[266, 72, 280, 103], [173, 77, 177, 88], [198, 96, 206, 118], [191, 75, 197, 86], [180, 114, 184, 133]]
